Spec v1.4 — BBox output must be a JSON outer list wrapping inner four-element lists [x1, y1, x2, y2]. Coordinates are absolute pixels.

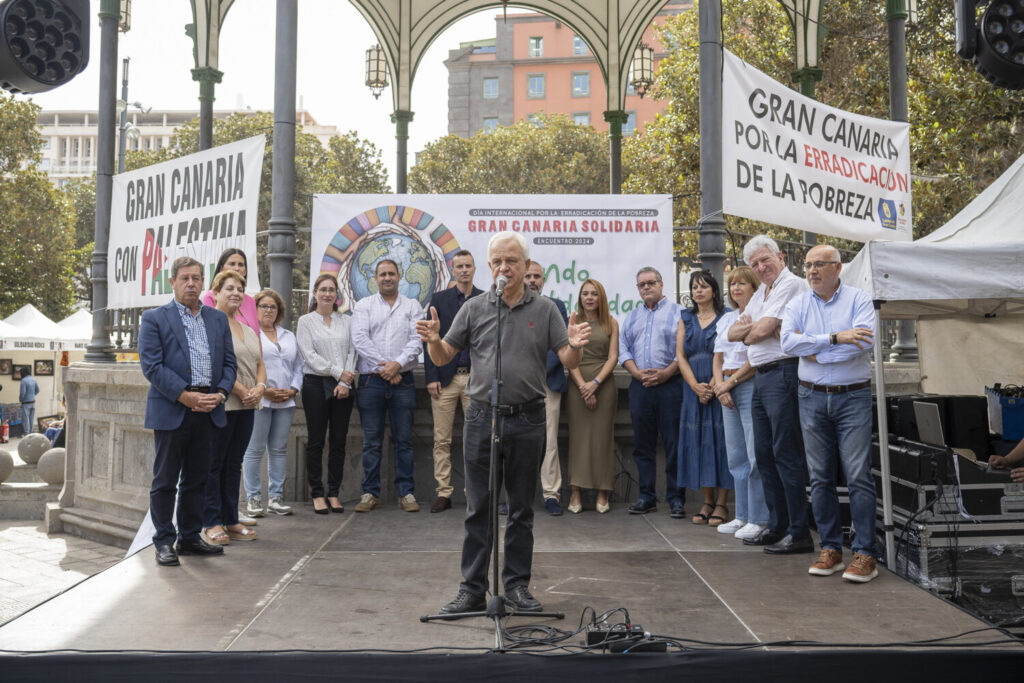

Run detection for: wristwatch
[[217, 388, 229, 402]]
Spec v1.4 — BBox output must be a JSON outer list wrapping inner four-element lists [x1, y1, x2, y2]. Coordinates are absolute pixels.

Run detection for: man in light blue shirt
[[619, 266, 685, 516], [781, 244, 878, 584], [19, 368, 40, 434]]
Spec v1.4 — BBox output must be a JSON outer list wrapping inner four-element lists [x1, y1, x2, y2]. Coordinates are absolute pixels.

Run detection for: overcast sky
[[30, 1, 529, 188]]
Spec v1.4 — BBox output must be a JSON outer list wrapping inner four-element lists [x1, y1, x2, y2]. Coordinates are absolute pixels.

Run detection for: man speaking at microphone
[[418, 231, 591, 614]]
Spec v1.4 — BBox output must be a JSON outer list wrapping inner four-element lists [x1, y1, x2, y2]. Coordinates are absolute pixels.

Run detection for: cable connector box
[[585, 623, 646, 647]]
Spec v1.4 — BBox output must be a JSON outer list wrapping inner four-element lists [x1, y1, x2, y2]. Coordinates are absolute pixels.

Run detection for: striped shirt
[[618, 296, 681, 370], [351, 293, 424, 375], [173, 298, 212, 386]]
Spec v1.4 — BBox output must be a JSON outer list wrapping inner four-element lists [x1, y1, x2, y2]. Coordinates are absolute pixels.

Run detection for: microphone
[[495, 274, 508, 296]]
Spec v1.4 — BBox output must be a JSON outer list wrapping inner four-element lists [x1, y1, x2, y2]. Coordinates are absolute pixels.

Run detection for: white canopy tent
[[56, 310, 93, 350], [1, 304, 69, 423], [845, 151, 1024, 567]]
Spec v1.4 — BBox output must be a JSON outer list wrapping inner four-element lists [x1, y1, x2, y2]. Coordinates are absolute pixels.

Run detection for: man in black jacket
[[423, 250, 483, 512]]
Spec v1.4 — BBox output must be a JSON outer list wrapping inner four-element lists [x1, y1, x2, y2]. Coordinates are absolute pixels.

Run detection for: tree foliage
[[0, 94, 77, 320], [409, 113, 610, 194], [624, 0, 1024, 262]]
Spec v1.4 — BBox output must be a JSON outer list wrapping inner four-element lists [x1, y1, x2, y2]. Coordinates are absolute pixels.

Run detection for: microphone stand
[[421, 280, 564, 647]]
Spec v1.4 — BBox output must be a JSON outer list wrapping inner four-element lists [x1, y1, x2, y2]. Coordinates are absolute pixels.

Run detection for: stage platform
[[1, 503, 1021, 679]]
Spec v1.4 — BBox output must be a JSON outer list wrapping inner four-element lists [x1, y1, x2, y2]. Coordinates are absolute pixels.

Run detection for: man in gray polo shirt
[[418, 231, 590, 615]]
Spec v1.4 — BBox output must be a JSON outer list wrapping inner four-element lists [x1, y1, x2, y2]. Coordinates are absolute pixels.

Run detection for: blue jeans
[[628, 376, 684, 507], [204, 409, 255, 528], [799, 385, 877, 557], [721, 379, 769, 525], [21, 403, 35, 433], [460, 399, 546, 596], [357, 373, 416, 497], [242, 406, 295, 499], [751, 363, 808, 538]]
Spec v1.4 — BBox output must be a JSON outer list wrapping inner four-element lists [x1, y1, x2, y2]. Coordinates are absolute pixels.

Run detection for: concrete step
[[52, 505, 139, 550], [5, 464, 45, 484], [0, 482, 61, 519]]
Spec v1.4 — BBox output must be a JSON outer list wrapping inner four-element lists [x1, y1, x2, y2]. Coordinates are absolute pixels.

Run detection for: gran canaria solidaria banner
[[722, 50, 912, 242], [107, 135, 264, 308], [310, 194, 674, 319]]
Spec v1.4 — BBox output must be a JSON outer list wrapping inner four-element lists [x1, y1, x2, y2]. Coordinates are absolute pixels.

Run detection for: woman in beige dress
[[566, 279, 619, 513], [203, 270, 266, 545]]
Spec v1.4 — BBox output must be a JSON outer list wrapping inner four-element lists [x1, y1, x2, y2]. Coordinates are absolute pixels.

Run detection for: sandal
[[692, 503, 714, 525], [203, 526, 230, 545], [708, 505, 729, 527], [226, 525, 258, 541]]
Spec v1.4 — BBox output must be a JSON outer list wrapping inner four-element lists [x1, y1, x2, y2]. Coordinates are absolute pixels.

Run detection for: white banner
[[722, 50, 912, 242], [310, 195, 674, 319], [108, 135, 265, 308]]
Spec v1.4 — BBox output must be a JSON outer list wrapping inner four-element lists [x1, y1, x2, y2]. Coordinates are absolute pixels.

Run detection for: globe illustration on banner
[[318, 205, 461, 314]]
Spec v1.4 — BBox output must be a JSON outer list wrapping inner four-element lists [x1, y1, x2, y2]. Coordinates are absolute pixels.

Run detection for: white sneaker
[[267, 497, 293, 515], [246, 496, 265, 518], [734, 522, 766, 540], [238, 513, 258, 527], [717, 518, 746, 534]]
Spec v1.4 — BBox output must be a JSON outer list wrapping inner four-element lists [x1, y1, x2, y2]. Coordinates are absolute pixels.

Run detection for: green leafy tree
[[0, 94, 77, 320], [624, 0, 1024, 263], [409, 113, 610, 194], [61, 175, 97, 306]]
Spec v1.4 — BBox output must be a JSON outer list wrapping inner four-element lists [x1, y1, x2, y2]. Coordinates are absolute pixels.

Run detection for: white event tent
[[57, 310, 93, 351], [0, 304, 81, 423], [844, 151, 1024, 566]]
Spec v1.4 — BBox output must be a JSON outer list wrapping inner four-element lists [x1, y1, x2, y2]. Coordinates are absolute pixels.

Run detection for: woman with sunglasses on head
[[296, 274, 357, 515], [201, 248, 260, 334], [242, 289, 304, 518]]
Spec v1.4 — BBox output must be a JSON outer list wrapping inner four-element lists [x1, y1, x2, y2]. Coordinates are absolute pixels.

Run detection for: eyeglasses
[[257, 304, 278, 311], [802, 261, 839, 271], [316, 287, 337, 294], [636, 279, 660, 289]]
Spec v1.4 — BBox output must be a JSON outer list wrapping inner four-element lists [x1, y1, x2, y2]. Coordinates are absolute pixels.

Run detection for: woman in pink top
[[201, 248, 259, 334]]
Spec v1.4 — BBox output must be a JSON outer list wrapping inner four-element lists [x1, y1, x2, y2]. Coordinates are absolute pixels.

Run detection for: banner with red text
[[107, 135, 264, 308], [311, 194, 673, 319], [722, 50, 912, 242]]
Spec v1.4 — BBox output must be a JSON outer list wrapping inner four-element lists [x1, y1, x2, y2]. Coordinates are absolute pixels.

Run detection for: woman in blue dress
[[677, 270, 734, 526]]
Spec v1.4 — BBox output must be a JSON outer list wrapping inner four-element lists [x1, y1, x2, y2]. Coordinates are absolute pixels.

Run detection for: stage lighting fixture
[[955, 0, 1024, 90], [0, 0, 89, 94]]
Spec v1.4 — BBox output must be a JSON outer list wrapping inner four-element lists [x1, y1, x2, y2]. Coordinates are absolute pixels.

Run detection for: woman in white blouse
[[296, 274, 357, 514], [242, 289, 304, 518], [712, 266, 770, 541]]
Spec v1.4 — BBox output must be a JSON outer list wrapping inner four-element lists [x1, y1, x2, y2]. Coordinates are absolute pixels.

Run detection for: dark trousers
[[751, 363, 808, 538], [302, 374, 355, 498], [628, 376, 684, 506], [460, 399, 546, 597], [150, 411, 213, 546], [203, 409, 255, 528]]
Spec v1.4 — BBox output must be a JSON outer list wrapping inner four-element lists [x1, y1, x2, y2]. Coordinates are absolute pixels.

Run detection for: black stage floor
[[1, 502, 1021, 680]]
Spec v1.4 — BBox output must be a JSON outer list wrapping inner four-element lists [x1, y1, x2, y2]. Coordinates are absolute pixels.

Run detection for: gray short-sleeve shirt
[[444, 286, 569, 404]]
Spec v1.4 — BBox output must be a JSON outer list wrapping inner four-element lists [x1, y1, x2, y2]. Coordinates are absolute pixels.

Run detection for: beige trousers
[[430, 372, 471, 498], [540, 387, 563, 501]]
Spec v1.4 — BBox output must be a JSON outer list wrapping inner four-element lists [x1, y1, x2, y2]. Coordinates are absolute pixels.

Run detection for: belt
[[755, 357, 799, 374], [454, 366, 470, 375], [21, 401, 34, 404], [474, 397, 545, 416], [799, 380, 870, 394], [185, 385, 213, 393]]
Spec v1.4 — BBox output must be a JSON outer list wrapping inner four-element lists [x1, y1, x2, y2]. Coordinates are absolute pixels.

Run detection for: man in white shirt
[[351, 259, 425, 513], [728, 235, 811, 554], [781, 244, 878, 583]]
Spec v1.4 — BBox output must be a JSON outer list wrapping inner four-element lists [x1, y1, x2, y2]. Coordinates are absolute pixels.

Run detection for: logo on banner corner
[[317, 205, 461, 314], [877, 199, 897, 230]]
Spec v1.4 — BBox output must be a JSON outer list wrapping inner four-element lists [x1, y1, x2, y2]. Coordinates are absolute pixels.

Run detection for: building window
[[573, 35, 587, 55], [571, 71, 590, 97], [527, 73, 545, 99], [624, 111, 637, 136], [483, 117, 499, 133], [573, 112, 591, 126], [71, 139, 79, 156], [84, 139, 92, 158], [529, 36, 543, 57], [482, 77, 499, 99], [626, 80, 636, 96]]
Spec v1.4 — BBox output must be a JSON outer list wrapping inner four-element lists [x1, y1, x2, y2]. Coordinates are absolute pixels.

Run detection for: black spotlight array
[[0, 0, 89, 94], [956, 0, 1024, 90]]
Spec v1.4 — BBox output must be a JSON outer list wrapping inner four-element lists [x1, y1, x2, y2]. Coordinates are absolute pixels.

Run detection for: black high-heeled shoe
[[328, 497, 344, 513], [312, 497, 329, 515]]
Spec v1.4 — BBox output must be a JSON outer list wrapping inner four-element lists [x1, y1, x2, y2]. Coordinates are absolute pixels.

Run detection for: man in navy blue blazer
[[424, 250, 483, 512], [140, 256, 237, 566], [525, 261, 567, 516]]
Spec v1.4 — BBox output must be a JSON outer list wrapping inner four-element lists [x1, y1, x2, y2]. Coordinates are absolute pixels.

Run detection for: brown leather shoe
[[430, 496, 452, 513]]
